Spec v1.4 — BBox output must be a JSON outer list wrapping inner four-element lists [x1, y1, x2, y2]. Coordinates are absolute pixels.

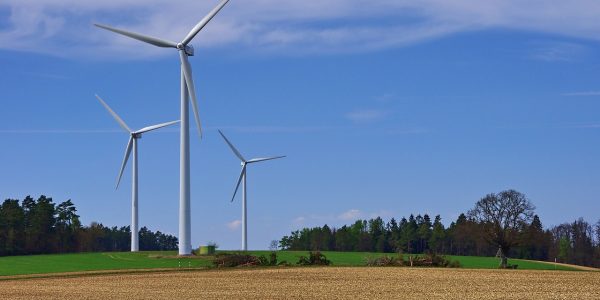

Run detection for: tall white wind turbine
[[218, 130, 285, 251], [96, 94, 179, 252], [94, 0, 230, 255]]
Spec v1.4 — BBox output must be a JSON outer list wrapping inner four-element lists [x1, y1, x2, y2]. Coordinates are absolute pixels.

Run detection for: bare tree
[[595, 220, 600, 247], [269, 240, 279, 251], [468, 190, 535, 268]]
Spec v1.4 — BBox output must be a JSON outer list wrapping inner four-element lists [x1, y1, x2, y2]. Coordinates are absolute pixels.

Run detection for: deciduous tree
[[468, 190, 535, 268]]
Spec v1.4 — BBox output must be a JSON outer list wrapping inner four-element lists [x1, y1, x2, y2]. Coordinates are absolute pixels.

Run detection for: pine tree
[[418, 214, 432, 252], [429, 215, 445, 253]]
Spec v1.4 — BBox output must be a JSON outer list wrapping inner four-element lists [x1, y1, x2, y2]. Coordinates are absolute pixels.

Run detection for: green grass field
[[246, 251, 577, 271], [0, 252, 210, 276], [0, 250, 577, 276]]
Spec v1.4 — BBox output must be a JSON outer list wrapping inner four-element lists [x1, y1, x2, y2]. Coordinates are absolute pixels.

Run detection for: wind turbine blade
[[95, 94, 131, 133], [247, 156, 286, 164], [180, 52, 202, 137], [181, 0, 230, 46], [231, 165, 246, 202], [116, 136, 134, 189], [218, 130, 246, 162], [136, 120, 180, 134], [94, 23, 178, 48]]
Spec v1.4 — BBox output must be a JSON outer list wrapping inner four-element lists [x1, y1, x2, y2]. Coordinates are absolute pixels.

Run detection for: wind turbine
[[218, 130, 285, 251], [95, 94, 179, 252], [94, 0, 230, 255]]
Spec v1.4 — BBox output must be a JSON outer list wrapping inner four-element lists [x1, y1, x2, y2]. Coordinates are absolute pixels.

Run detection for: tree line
[[280, 190, 600, 268], [0, 195, 177, 256]]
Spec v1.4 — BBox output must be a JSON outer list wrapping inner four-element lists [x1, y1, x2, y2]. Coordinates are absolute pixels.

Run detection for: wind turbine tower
[[95, 94, 179, 252], [218, 130, 285, 251], [95, 0, 230, 255]]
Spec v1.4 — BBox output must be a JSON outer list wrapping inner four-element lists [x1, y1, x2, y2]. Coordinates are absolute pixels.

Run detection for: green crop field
[[0, 251, 578, 277]]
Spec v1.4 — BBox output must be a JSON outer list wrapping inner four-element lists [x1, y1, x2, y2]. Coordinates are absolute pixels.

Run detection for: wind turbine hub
[[178, 43, 195, 56]]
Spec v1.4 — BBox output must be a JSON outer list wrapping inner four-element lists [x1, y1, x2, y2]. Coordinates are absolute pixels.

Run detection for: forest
[[0, 195, 177, 256], [280, 190, 600, 268]]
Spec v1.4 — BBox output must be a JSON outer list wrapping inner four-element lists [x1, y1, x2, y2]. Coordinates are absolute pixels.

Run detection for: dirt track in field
[[1, 267, 599, 299], [523, 259, 600, 271]]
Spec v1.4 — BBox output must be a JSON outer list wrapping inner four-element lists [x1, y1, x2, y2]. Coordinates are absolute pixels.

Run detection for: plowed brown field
[[1, 267, 598, 299]]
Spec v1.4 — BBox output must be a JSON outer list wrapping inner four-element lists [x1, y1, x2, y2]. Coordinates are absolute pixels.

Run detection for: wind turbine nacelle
[[185, 45, 195, 56]]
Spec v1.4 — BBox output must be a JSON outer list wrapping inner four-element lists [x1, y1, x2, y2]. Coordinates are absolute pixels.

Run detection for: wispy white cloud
[[213, 125, 331, 134], [337, 209, 394, 221], [0, 126, 328, 135], [0, 129, 122, 134], [562, 91, 600, 97], [226, 219, 242, 230], [20, 71, 70, 80], [375, 93, 396, 103], [560, 123, 600, 129], [292, 216, 306, 225], [576, 124, 600, 128], [292, 209, 396, 228], [529, 41, 589, 62], [0, 128, 183, 134], [3, 1, 600, 58], [385, 127, 429, 135], [338, 209, 362, 221], [345, 109, 390, 123]]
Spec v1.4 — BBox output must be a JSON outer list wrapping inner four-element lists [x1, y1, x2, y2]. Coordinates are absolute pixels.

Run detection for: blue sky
[[0, 0, 599, 250]]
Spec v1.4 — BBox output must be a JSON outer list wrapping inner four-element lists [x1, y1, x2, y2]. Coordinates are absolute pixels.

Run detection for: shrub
[[258, 255, 269, 266], [213, 252, 281, 267], [448, 260, 461, 268], [408, 252, 461, 268], [278, 260, 291, 266], [365, 255, 399, 267], [257, 251, 279, 266], [429, 252, 460, 268], [213, 253, 260, 267], [364, 252, 460, 268], [296, 251, 331, 266]]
